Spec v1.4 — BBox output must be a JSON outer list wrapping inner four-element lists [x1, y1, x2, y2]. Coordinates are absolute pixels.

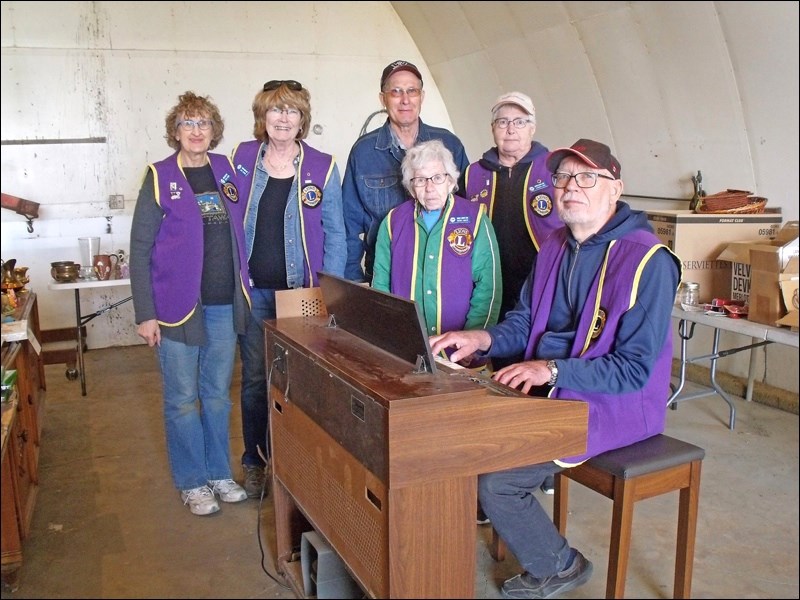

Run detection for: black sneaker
[[476, 506, 491, 525], [242, 464, 268, 499], [540, 474, 555, 495], [501, 549, 593, 599]]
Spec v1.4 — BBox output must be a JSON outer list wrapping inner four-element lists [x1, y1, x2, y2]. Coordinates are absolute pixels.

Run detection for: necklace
[[265, 146, 298, 172]]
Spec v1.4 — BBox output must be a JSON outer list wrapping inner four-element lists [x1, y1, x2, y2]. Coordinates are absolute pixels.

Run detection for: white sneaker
[[181, 485, 220, 516], [208, 478, 247, 503]]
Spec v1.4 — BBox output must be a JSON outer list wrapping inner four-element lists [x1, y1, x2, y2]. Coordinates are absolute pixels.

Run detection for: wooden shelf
[[1, 292, 46, 589]]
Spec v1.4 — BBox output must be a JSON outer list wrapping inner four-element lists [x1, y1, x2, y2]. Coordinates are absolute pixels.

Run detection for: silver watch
[[546, 360, 559, 386]]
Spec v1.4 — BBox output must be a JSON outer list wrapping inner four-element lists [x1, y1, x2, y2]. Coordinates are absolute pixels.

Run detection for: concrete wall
[[2, 1, 797, 394]]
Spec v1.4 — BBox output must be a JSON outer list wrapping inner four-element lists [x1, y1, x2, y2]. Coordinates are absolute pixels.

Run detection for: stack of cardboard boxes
[[717, 221, 798, 326], [647, 210, 799, 328]]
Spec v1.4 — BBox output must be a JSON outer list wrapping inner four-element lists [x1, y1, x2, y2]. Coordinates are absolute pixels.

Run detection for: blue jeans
[[238, 287, 276, 469], [157, 304, 237, 490], [478, 461, 572, 578]]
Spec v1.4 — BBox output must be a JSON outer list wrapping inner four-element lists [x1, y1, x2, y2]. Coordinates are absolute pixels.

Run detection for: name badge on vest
[[531, 193, 552, 217], [222, 181, 239, 203], [301, 184, 322, 207]]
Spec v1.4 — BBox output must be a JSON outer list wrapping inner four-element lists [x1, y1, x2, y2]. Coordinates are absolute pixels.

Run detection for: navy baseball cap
[[380, 60, 422, 89]]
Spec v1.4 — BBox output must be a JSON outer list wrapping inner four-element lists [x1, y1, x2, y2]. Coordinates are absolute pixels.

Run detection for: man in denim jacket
[[342, 60, 469, 283]]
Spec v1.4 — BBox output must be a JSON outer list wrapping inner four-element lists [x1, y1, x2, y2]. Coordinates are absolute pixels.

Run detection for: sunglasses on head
[[263, 80, 303, 92]]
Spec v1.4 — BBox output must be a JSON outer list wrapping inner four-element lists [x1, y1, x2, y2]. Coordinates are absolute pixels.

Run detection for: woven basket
[[694, 190, 768, 214]]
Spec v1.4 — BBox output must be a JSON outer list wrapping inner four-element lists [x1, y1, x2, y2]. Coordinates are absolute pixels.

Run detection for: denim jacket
[[341, 118, 469, 282], [242, 142, 346, 289]]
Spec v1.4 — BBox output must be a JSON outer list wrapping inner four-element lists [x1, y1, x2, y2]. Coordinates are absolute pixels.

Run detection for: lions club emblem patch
[[301, 185, 322, 207], [447, 227, 473, 256], [531, 193, 552, 217], [592, 308, 607, 340], [222, 181, 239, 203]]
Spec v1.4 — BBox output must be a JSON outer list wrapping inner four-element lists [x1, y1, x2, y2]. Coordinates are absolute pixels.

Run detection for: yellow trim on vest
[[433, 200, 457, 334], [521, 165, 538, 251], [158, 304, 197, 328], [148, 164, 162, 208], [579, 241, 615, 355]]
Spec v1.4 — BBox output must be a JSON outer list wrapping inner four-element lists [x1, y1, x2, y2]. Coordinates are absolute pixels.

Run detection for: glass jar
[[677, 281, 700, 308]]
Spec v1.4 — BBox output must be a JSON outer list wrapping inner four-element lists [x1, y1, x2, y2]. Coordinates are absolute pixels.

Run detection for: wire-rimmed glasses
[[492, 117, 531, 129], [177, 119, 213, 131]]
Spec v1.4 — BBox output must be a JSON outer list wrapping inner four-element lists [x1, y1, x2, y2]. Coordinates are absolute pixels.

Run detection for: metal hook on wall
[[1, 193, 39, 233]]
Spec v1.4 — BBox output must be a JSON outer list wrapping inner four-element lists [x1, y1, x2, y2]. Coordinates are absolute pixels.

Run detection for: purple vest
[[527, 228, 674, 463], [465, 161, 560, 251], [386, 196, 485, 334], [150, 152, 250, 325], [232, 140, 333, 287]]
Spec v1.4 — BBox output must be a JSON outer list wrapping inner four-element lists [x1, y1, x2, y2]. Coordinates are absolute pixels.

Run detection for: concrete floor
[[1, 344, 798, 599]]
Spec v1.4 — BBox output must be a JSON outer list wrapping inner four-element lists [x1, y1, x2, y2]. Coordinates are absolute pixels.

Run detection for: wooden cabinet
[[1, 291, 46, 589]]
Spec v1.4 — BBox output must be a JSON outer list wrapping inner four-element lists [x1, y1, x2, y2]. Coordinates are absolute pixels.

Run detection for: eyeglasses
[[493, 117, 531, 129], [410, 173, 448, 187], [263, 80, 303, 91], [267, 107, 301, 118], [384, 87, 422, 98], [551, 172, 616, 189], [177, 119, 213, 131]]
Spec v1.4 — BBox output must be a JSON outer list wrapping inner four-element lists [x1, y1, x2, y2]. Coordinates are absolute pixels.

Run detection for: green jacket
[[372, 195, 502, 337]]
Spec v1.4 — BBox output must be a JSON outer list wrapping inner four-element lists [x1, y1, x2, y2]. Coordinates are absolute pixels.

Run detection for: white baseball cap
[[491, 91, 535, 116]]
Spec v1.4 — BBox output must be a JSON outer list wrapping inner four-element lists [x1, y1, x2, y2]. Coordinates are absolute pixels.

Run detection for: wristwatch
[[546, 360, 559, 386]]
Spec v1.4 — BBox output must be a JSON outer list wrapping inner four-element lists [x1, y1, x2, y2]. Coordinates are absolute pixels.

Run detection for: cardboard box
[[718, 222, 799, 325], [776, 256, 800, 331], [779, 256, 799, 311], [646, 209, 782, 302], [717, 241, 759, 302], [776, 255, 799, 329]]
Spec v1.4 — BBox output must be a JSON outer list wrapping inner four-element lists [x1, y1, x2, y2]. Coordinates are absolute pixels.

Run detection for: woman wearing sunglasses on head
[[231, 80, 346, 500], [129, 90, 251, 516]]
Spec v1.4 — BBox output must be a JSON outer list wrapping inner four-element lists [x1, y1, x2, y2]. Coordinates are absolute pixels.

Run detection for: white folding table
[[668, 306, 798, 429], [47, 278, 132, 396]]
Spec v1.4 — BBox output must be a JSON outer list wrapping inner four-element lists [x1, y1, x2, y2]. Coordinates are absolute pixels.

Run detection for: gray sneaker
[[180, 485, 220, 516], [242, 464, 268, 499], [501, 550, 592, 599], [208, 478, 247, 503]]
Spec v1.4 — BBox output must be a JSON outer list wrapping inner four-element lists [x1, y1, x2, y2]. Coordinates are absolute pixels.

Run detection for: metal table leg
[[74, 289, 87, 396], [708, 328, 736, 430], [746, 339, 758, 402], [668, 318, 773, 430], [667, 319, 692, 408], [73, 291, 133, 396]]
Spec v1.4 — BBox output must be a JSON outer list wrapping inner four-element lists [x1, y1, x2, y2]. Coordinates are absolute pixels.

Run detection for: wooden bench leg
[[674, 460, 702, 599], [490, 527, 506, 562], [553, 472, 569, 535], [606, 477, 635, 599]]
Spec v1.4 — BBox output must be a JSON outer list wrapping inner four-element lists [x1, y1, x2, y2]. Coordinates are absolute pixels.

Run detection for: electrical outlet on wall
[[108, 194, 124, 210]]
